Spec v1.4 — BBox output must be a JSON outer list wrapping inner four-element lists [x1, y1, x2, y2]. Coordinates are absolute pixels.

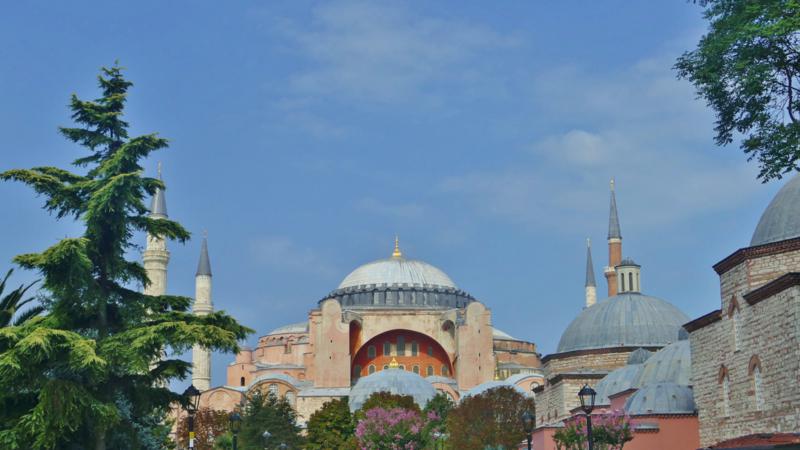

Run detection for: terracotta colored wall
[[625, 416, 700, 450], [351, 329, 453, 378]]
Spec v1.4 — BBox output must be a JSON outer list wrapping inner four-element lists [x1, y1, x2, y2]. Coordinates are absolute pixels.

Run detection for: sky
[[0, 1, 789, 391]]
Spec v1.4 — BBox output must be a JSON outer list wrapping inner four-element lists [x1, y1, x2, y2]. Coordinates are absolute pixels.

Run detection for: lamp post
[[229, 411, 241, 450], [578, 384, 597, 450], [521, 410, 535, 450], [182, 385, 201, 450], [262, 430, 271, 449]]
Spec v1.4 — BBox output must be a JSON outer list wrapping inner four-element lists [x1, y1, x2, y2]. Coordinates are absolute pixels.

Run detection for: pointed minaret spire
[[608, 178, 621, 240], [585, 239, 597, 308], [604, 178, 623, 297], [196, 231, 212, 277], [193, 232, 213, 391], [150, 162, 168, 218]]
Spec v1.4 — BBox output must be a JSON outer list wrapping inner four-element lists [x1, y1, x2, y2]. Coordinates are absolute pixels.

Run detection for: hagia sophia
[[150, 172, 800, 449]]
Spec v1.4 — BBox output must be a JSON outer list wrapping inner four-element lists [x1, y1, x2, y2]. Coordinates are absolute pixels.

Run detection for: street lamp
[[521, 410, 535, 450], [278, 444, 287, 450], [578, 384, 597, 450], [182, 385, 201, 450], [262, 430, 271, 449], [229, 412, 241, 450]]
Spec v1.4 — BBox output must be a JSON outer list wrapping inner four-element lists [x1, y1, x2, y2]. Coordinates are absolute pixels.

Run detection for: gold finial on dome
[[389, 357, 400, 369], [392, 235, 402, 258]]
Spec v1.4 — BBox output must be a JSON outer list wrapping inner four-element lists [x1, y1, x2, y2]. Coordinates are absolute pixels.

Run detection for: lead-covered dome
[[557, 293, 689, 353], [625, 382, 696, 415], [348, 368, 437, 412], [339, 257, 456, 290], [751, 173, 800, 246]]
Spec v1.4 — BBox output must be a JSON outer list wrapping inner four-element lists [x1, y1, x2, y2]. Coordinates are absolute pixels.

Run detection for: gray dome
[[595, 364, 644, 405], [348, 369, 436, 412], [339, 257, 456, 290], [267, 322, 308, 335], [624, 382, 696, 415], [627, 348, 653, 365], [461, 380, 529, 400], [751, 172, 800, 246], [557, 293, 690, 353], [634, 339, 692, 387]]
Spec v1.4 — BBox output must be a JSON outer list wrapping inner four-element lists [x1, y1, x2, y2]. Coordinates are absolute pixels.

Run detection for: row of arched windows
[[373, 339, 426, 358], [718, 355, 765, 416], [353, 364, 449, 378]]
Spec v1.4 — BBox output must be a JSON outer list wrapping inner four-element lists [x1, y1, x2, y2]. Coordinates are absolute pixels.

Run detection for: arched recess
[[349, 320, 362, 362], [351, 329, 454, 381]]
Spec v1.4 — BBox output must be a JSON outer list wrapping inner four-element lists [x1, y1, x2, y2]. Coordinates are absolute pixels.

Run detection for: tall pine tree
[[0, 64, 251, 449]]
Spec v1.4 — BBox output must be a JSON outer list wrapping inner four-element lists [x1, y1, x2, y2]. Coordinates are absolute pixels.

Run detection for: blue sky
[[0, 1, 787, 389]]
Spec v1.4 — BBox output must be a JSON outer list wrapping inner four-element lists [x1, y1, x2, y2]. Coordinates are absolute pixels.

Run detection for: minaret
[[143, 163, 169, 296], [603, 178, 622, 297], [585, 238, 597, 308], [192, 233, 213, 391]]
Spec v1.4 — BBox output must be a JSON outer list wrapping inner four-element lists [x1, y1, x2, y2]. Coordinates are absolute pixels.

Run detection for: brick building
[[686, 173, 800, 449]]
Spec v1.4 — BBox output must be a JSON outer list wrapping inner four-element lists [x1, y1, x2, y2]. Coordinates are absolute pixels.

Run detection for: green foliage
[[676, 0, 800, 181], [445, 386, 535, 450], [0, 269, 42, 327], [306, 398, 356, 450], [0, 64, 252, 449], [423, 393, 453, 426], [355, 391, 420, 422], [553, 412, 633, 450], [238, 392, 303, 450], [176, 408, 232, 450]]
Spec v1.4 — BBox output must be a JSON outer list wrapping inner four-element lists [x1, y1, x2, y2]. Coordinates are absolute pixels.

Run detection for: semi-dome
[[624, 382, 696, 415], [348, 368, 437, 412], [751, 172, 800, 246], [594, 364, 644, 405], [634, 339, 692, 387], [461, 380, 529, 400], [267, 321, 308, 335], [339, 257, 456, 290], [557, 293, 689, 353]]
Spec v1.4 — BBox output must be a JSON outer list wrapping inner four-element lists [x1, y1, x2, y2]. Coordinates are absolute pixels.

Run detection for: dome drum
[[322, 284, 475, 309]]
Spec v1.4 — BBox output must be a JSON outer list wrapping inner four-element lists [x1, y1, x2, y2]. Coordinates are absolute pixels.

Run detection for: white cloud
[[249, 236, 336, 278], [273, 1, 515, 104]]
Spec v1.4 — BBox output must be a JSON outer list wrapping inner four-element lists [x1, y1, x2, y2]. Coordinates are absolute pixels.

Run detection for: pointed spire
[[150, 162, 168, 218], [196, 232, 212, 277], [608, 178, 621, 240], [585, 238, 596, 287], [392, 235, 402, 258]]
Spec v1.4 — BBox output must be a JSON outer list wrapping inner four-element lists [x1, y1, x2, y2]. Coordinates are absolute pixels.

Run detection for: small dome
[[557, 293, 689, 353], [339, 257, 456, 290], [461, 380, 530, 400], [634, 339, 692, 387], [267, 322, 308, 335], [348, 369, 437, 412], [595, 364, 644, 405], [492, 327, 517, 340], [751, 173, 800, 246], [627, 348, 653, 365], [624, 382, 696, 415]]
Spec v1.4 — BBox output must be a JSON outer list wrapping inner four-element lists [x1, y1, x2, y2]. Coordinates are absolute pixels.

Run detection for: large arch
[[351, 329, 454, 382]]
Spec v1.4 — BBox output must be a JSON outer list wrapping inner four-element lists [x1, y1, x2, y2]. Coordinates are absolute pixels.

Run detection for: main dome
[[339, 257, 457, 290], [751, 172, 800, 246], [557, 293, 689, 353]]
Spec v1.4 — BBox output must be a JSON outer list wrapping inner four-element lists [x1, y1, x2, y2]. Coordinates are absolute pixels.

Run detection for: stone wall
[[691, 244, 800, 448]]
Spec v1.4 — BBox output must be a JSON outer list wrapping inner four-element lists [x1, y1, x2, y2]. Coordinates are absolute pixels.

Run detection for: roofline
[[548, 372, 607, 384], [713, 236, 800, 275], [542, 345, 663, 363], [743, 272, 800, 305], [684, 309, 722, 333]]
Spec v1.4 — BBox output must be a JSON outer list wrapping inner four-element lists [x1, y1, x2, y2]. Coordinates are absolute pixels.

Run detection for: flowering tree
[[355, 407, 434, 450], [553, 410, 633, 450]]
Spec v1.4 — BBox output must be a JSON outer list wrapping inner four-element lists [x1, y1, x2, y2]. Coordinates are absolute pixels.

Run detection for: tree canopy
[[238, 392, 303, 450], [446, 386, 535, 450], [0, 64, 251, 450], [306, 398, 356, 450], [676, 0, 800, 182]]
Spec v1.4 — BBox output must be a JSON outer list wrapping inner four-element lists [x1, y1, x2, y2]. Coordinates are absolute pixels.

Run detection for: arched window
[[269, 383, 278, 398], [397, 336, 406, 356], [398, 364, 405, 370], [368, 345, 376, 358], [629, 272, 634, 291], [411, 341, 418, 356], [441, 366, 449, 377], [620, 273, 625, 292], [413, 365, 420, 375], [427, 365, 434, 376], [719, 367, 731, 417], [749, 356, 764, 411], [368, 364, 376, 375], [728, 296, 742, 351], [427, 345, 433, 356], [240, 377, 245, 387], [285, 390, 296, 406], [353, 365, 362, 378], [383, 341, 391, 356], [383, 364, 389, 370]]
